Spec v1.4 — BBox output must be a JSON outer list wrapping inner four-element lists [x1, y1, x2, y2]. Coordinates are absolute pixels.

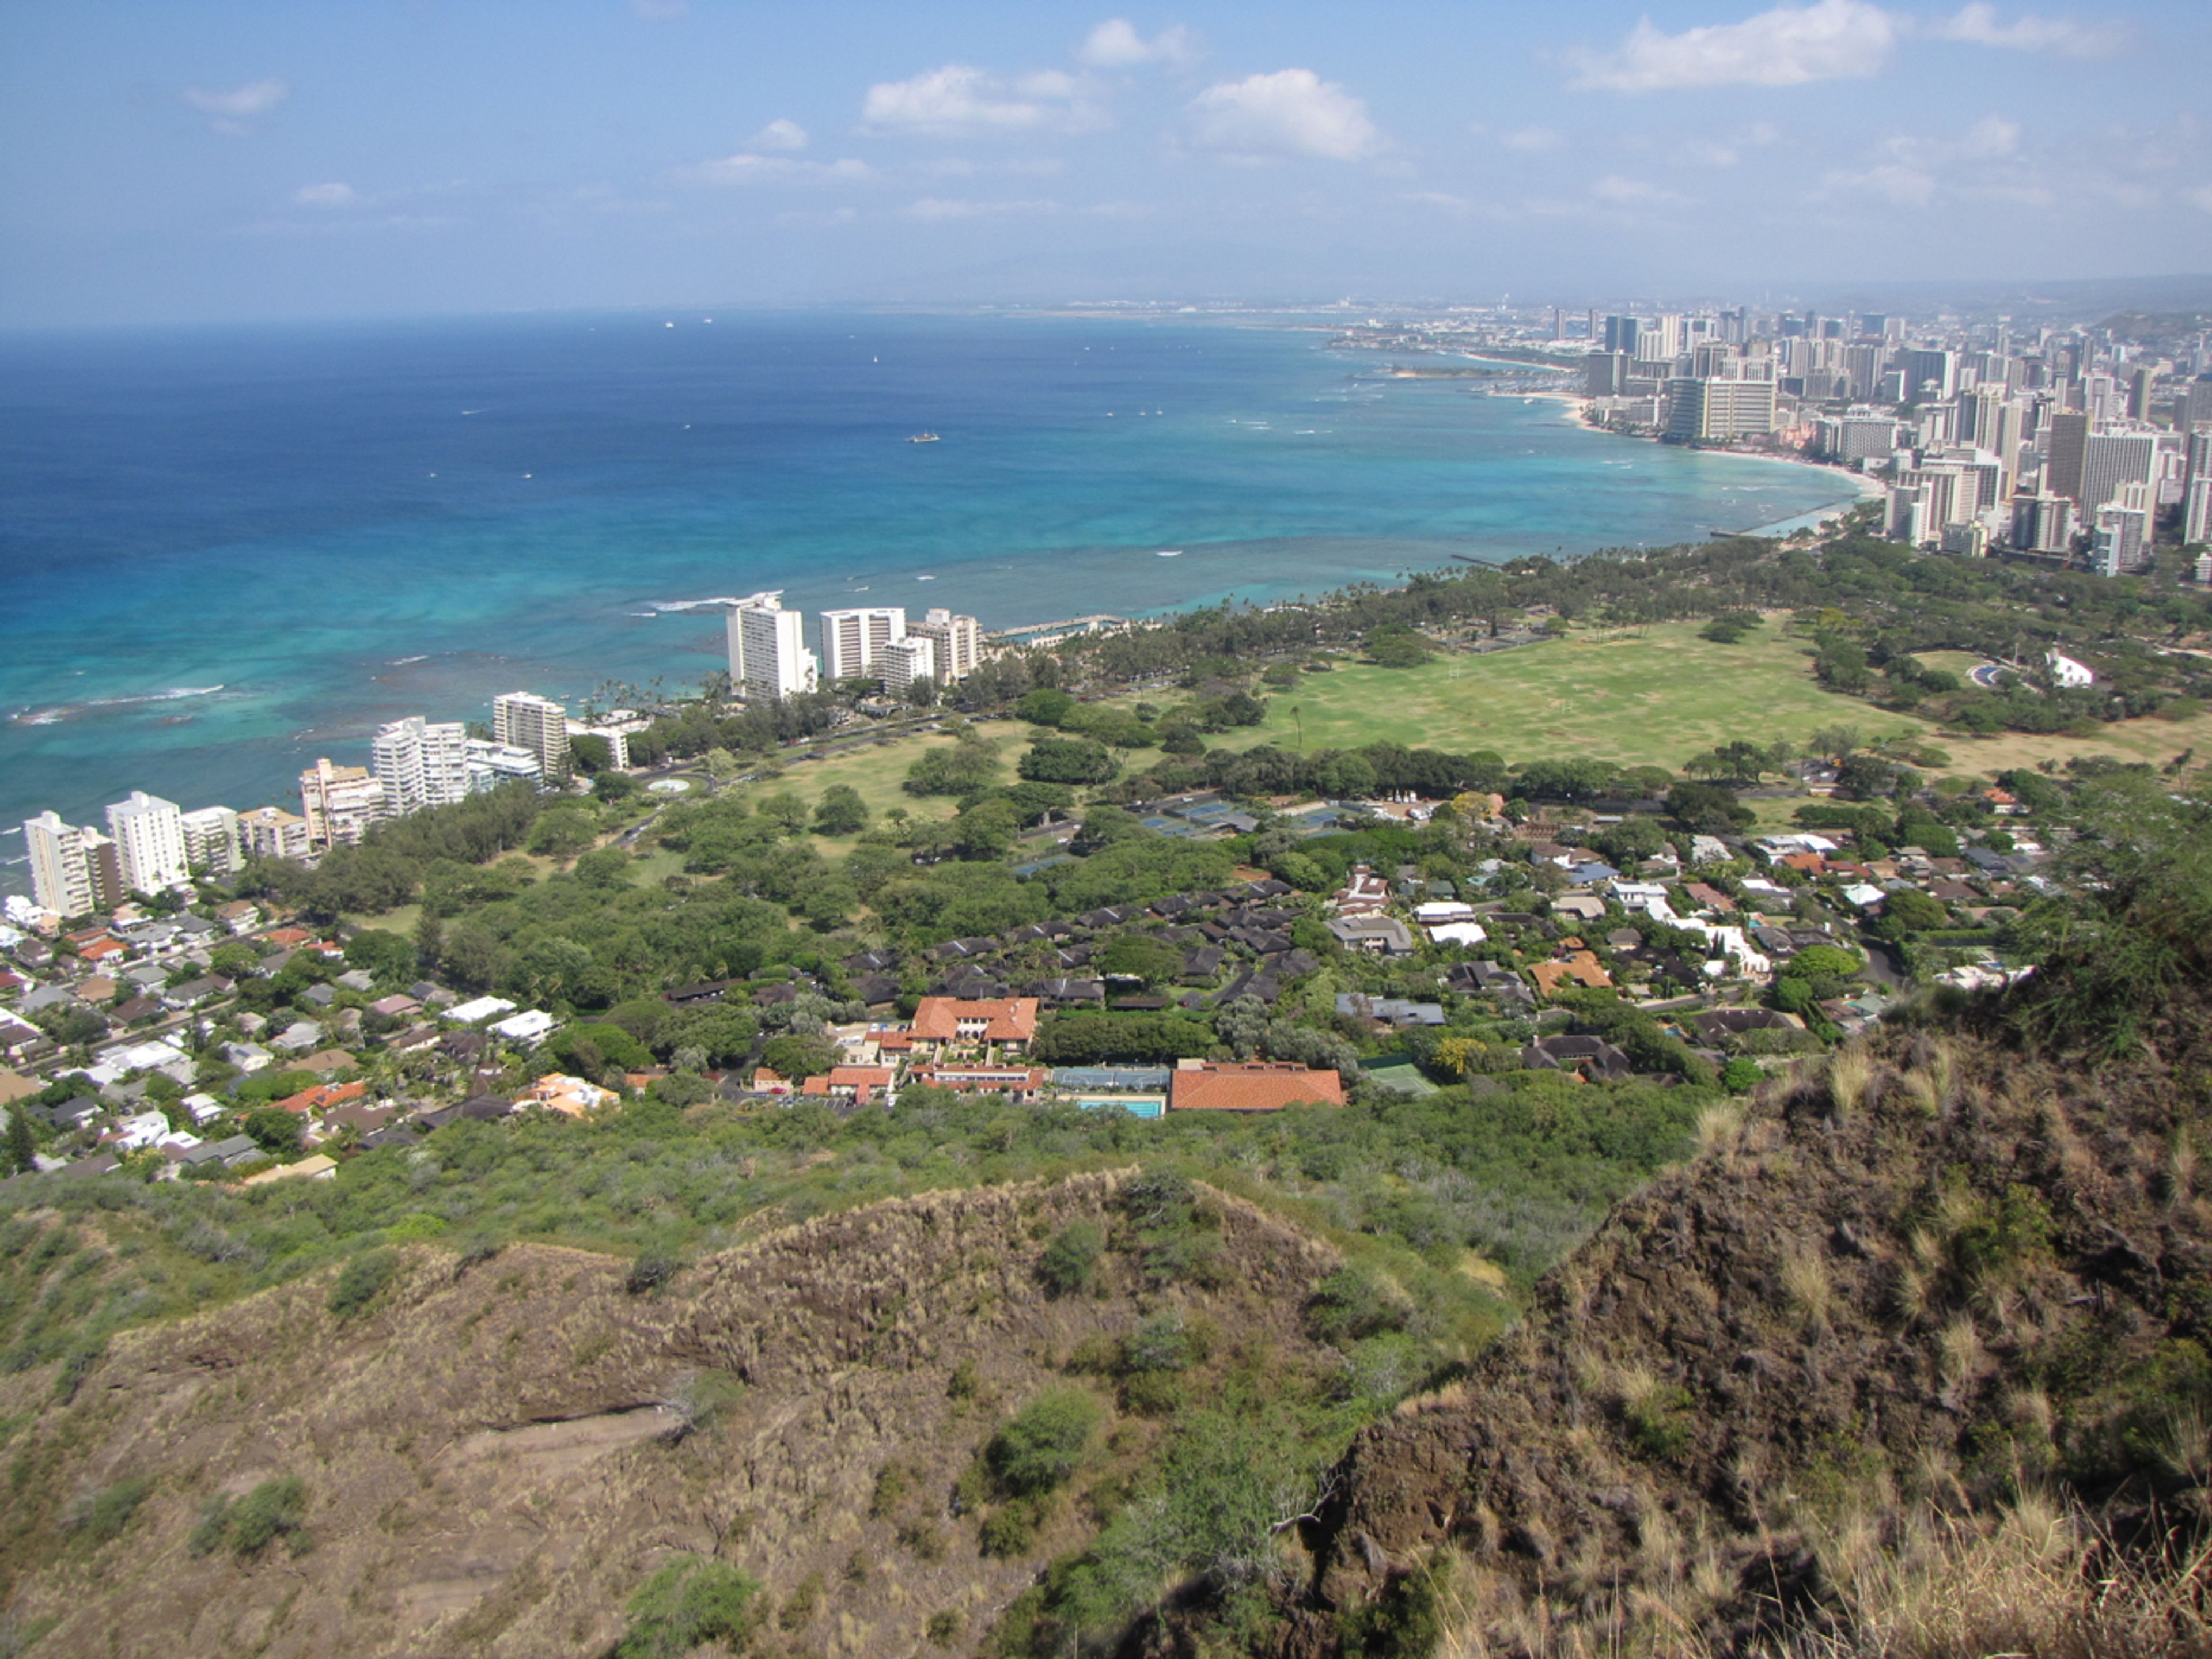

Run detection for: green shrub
[[979, 1499, 1041, 1558], [228, 1476, 308, 1558], [328, 1249, 397, 1317], [185, 1494, 232, 1557], [616, 1555, 761, 1659], [1305, 1267, 1407, 1346], [988, 1388, 1105, 1497], [63, 1476, 150, 1545], [624, 1251, 677, 1296], [1037, 1219, 1105, 1297], [926, 1608, 965, 1647]]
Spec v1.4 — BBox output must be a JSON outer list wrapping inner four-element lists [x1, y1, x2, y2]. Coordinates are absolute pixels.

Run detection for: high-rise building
[[299, 758, 387, 848], [105, 791, 189, 892], [464, 739, 544, 793], [879, 635, 938, 696], [489, 693, 569, 783], [180, 806, 243, 877], [2186, 426, 2212, 547], [2079, 431, 2160, 517], [22, 812, 123, 917], [2044, 412, 2089, 503], [905, 608, 983, 683], [726, 593, 818, 700], [2010, 494, 2077, 555], [238, 806, 313, 862], [1901, 348, 1956, 402], [2092, 483, 2151, 575], [1601, 315, 1639, 355], [372, 715, 473, 816], [817, 606, 908, 684]]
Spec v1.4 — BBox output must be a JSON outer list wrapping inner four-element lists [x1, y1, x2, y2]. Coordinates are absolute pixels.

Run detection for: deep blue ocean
[[0, 310, 1855, 889]]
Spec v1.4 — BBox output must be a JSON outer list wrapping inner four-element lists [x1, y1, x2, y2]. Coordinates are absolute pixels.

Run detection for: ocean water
[[0, 311, 1854, 881]]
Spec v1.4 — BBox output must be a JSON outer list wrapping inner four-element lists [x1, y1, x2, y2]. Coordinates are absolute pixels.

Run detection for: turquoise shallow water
[[0, 311, 1853, 884]]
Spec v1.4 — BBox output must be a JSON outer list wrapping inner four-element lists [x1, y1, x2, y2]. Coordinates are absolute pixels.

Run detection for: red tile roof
[[908, 996, 1039, 1044], [274, 1081, 366, 1116], [1167, 1062, 1345, 1114]]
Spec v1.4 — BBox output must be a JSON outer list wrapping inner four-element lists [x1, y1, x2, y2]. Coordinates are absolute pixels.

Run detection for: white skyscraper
[[491, 692, 570, 782], [879, 634, 937, 696], [818, 606, 908, 684], [104, 790, 189, 892], [372, 716, 473, 816], [726, 593, 818, 700], [905, 608, 983, 683], [180, 806, 243, 877], [2079, 431, 2160, 516], [22, 812, 123, 917]]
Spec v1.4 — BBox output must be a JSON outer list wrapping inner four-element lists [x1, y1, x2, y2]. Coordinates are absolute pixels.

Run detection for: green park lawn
[[1215, 621, 1933, 771]]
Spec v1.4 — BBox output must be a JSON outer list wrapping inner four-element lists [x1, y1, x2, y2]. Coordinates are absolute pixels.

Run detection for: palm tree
[[1290, 704, 1304, 752]]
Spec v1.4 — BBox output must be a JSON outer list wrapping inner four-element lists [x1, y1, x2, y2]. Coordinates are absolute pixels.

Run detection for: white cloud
[[861, 63, 1099, 136], [183, 79, 290, 118], [181, 78, 289, 135], [294, 182, 356, 207], [2190, 185, 2212, 214], [1932, 4, 2121, 56], [1960, 113, 2020, 157], [1569, 0, 1894, 91], [1824, 161, 1938, 204], [748, 118, 808, 152], [1593, 175, 1691, 206], [1503, 126, 1565, 152], [1080, 18, 1198, 69], [687, 153, 874, 185], [1187, 69, 1381, 162], [899, 196, 1059, 221]]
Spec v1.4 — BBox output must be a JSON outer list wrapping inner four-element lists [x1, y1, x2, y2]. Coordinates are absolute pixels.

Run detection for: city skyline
[[3, 1, 2210, 327]]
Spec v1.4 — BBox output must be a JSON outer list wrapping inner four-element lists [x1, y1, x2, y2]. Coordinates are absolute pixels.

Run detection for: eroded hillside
[[1274, 1005, 2212, 1658], [1, 1171, 1346, 1658]]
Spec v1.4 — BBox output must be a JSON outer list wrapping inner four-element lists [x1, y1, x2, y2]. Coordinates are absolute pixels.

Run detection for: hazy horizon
[[5, 1, 2209, 329]]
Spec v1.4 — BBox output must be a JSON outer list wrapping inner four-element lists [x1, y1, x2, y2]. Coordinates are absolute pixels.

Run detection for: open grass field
[[1147, 619, 2212, 782], [1214, 621, 1933, 771]]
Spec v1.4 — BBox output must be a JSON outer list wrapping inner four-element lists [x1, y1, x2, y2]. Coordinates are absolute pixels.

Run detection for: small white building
[[491, 1009, 560, 1044], [447, 995, 519, 1025], [2046, 652, 2094, 689]]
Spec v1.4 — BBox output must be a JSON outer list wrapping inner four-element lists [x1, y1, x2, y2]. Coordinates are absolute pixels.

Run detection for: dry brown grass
[[1827, 1047, 1877, 1120], [1421, 1497, 2212, 1659], [1780, 1242, 1833, 1332]]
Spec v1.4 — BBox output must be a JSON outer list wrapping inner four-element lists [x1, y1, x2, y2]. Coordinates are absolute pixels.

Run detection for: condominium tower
[[726, 593, 819, 700], [105, 791, 190, 892], [491, 692, 571, 782], [818, 606, 907, 684], [22, 812, 123, 917], [905, 608, 983, 683], [372, 716, 472, 816]]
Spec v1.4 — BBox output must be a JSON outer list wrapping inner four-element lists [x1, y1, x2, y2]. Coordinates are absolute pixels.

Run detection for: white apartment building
[[23, 812, 123, 917], [373, 715, 472, 816], [726, 593, 819, 700], [905, 608, 983, 682], [818, 606, 907, 684], [300, 757, 387, 848], [879, 634, 937, 695], [2078, 431, 2159, 517], [105, 790, 190, 892], [180, 805, 243, 878], [465, 739, 543, 793], [238, 806, 313, 862], [492, 692, 570, 782]]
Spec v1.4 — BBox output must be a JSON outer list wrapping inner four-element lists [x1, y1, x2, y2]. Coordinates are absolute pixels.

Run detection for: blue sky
[[3, 0, 2208, 324]]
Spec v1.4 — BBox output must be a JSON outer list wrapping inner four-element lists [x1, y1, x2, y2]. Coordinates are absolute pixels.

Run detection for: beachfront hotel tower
[[726, 593, 819, 701], [818, 606, 907, 685], [906, 608, 983, 683], [373, 715, 473, 816], [22, 812, 123, 918], [104, 790, 190, 892], [491, 693, 571, 783]]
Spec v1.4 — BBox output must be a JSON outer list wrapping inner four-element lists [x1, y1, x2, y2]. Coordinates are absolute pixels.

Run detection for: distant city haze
[[2, 1, 2208, 326]]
